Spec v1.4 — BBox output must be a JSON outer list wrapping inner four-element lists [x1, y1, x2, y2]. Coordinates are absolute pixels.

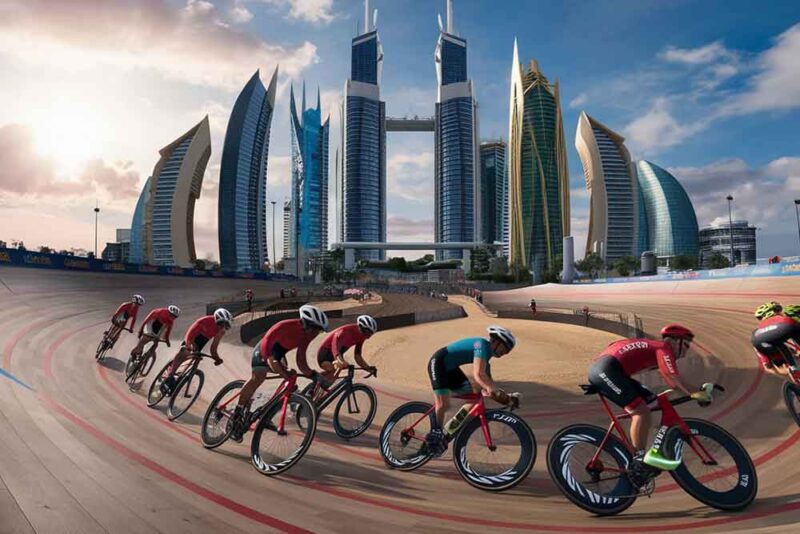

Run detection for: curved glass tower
[[129, 177, 151, 264], [636, 160, 699, 259], [218, 68, 278, 271]]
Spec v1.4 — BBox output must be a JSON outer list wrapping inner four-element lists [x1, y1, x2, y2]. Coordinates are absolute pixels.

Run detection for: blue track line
[[0, 367, 34, 390]]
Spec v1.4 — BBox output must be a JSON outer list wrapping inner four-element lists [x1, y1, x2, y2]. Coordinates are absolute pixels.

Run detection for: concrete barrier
[[415, 307, 467, 324], [496, 309, 645, 338]]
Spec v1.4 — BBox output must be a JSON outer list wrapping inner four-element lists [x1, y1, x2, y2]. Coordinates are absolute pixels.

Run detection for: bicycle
[[296, 366, 377, 439], [147, 352, 219, 421], [775, 342, 800, 426], [546, 384, 757, 516], [378, 391, 536, 491], [124, 334, 161, 390], [95, 324, 129, 361], [201, 372, 317, 476]]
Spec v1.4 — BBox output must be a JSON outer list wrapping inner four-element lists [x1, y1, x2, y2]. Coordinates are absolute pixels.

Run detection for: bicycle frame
[[401, 393, 496, 450], [587, 391, 719, 474], [216, 373, 299, 433], [307, 366, 373, 412]]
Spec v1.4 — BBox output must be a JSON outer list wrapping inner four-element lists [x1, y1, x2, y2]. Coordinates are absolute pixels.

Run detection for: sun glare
[[32, 103, 100, 174]]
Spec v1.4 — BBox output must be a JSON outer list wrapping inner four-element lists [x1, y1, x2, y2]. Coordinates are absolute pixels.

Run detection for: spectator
[[582, 306, 590, 326], [245, 288, 254, 312], [529, 298, 536, 315]]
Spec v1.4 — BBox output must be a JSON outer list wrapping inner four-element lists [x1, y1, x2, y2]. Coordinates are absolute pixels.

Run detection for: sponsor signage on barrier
[[0, 247, 296, 282], [574, 259, 800, 284]]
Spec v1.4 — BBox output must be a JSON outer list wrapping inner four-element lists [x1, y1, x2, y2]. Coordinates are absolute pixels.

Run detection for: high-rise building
[[479, 141, 506, 246], [129, 177, 151, 264], [434, 0, 479, 260], [218, 68, 278, 272], [699, 220, 756, 266], [289, 84, 329, 265], [142, 117, 211, 267], [282, 200, 291, 260], [575, 112, 646, 264], [507, 41, 570, 283], [636, 160, 699, 261], [340, 0, 386, 261]]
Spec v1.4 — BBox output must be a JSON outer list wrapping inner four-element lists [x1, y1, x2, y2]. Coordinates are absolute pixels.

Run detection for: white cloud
[[261, 0, 336, 24], [387, 151, 434, 201], [624, 98, 708, 155], [230, 4, 254, 24], [660, 41, 735, 65], [268, 156, 292, 188], [569, 92, 588, 109]]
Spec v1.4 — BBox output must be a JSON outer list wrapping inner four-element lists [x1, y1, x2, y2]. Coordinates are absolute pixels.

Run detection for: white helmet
[[487, 325, 516, 350], [132, 294, 145, 306], [214, 308, 233, 327], [167, 305, 181, 318], [299, 305, 329, 331], [357, 315, 378, 334]]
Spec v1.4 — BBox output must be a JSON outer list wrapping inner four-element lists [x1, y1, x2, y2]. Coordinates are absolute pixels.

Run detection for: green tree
[[707, 252, 730, 269], [509, 261, 530, 283], [575, 252, 604, 279], [193, 259, 206, 270], [612, 255, 639, 277], [470, 246, 493, 274], [671, 255, 698, 271], [38, 245, 53, 254]]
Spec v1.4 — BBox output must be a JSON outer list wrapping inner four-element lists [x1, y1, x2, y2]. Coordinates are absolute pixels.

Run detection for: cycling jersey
[[751, 315, 800, 367], [138, 307, 176, 339], [600, 338, 680, 386], [442, 337, 492, 370], [256, 319, 319, 367], [319, 324, 369, 359], [427, 338, 492, 395], [183, 315, 224, 350], [112, 301, 139, 329]]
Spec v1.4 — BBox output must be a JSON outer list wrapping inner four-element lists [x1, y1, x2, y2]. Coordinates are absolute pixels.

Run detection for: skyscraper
[[289, 84, 329, 265], [636, 160, 699, 260], [341, 0, 386, 261], [508, 41, 570, 283], [129, 176, 151, 264], [218, 68, 278, 272], [434, 0, 479, 260], [479, 141, 506, 246], [142, 117, 211, 267], [575, 112, 646, 263]]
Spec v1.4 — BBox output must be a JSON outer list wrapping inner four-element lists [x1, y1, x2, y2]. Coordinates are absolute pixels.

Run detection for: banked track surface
[[1, 266, 800, 533]]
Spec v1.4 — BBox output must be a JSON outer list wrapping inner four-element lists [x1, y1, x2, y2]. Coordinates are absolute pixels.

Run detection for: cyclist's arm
[[163, 322, 173, 346], [472, 357, 496, 394], [353, 342, 369, 369], [209, 331, 224, 359], [127, 307, 138, 331], [657, 349, 693, 395], [267, 355, 293, 379], [295, 341, 314, 377]]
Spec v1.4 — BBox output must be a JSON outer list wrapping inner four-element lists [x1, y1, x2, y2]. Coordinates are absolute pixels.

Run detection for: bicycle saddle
[[580, 384, 599, 395]]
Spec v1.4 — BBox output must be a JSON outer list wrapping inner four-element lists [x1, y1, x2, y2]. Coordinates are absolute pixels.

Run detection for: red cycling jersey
[[752, 315, 800, 367], [184, 315, 224, 346], [319, 324, 369, 357], [112, 301, 139, 329], [599, 338, 680, 387], [138, 307, 176, 339], [258, 319, 319, 364]]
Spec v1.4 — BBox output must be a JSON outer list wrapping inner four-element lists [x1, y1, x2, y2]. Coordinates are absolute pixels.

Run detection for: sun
[[32, 102, 100, 174]]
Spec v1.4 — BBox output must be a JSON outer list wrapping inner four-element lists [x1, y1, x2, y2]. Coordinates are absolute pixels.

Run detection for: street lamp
[[93, 202, 100, 257], [271, 200, 277, 272], [795, 199, 800, 255], [726, 195, 735, 266]]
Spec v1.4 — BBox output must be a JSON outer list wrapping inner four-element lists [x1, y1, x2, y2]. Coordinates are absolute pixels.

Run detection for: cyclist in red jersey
[[230, 305, 329, 441], [106, 294, 144, 344], [130, 305, 180, 358], [751, 302, 800, 380], [160, 308, 231, 394], [317, 315, 378, 382]]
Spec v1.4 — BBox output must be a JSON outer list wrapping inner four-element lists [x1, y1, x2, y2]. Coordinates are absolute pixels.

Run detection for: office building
[[129, 177, 151, 264], [479, 141, 506, 246], [699, 220, 757, 266]]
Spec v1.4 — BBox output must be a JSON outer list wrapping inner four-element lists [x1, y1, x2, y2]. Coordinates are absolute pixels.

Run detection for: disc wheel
[[378, 401, 435, 471], [452, 410, 536, 491], [783, 382, 800, 426], [333, 384, 377, 439], [201, 380, 245, 449], [251, 393, 317, 476], [546, 424, 637, 516], [147, 361, 172, 407], [167, 370, 205, 421], [664, 418, 757, 511]]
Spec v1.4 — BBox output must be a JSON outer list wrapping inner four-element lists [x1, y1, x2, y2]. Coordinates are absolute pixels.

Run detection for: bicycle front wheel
[[783, 382, 800, 426], [147, 361, 172, 407], [202, 380, 245, 449], [664, 418, 757, 511], [333, 384, 377, 439], [378, 401, 435, 471], [95, 335, 110, 361], [167, 370, 205, 421], [452, 410, 536, 491], [251, 393, 317, 475]]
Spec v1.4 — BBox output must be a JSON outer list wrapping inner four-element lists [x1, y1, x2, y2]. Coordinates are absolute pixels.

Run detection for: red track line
[[43, 321, 106, 379]]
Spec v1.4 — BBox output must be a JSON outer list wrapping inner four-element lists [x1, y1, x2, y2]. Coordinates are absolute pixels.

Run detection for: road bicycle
[[295, 366, 377, 439], [546, 384, 757, 516], [201, 372, 317, 476], [124, 334, 160, 390], [95, 324, 129, 361], [147, 352, 220, 421], [378, 391, 535, 491], [775, 342, 800, 426]]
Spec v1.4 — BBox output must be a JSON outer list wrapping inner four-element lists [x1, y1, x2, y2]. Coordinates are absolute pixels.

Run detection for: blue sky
[[0, 0, 798, 261]]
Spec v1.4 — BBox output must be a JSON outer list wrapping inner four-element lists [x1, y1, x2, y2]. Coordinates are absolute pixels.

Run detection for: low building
[[699, 220, 757, 266], [102, 228, 132, 262]]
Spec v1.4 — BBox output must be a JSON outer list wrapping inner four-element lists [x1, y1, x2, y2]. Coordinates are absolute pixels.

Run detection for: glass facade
[[479, 141, 506, 245], [351, 32, 378, 85], [129, 177, 150, 264], [636, 160, 699, 259], [218, 70, 276, 271], [151, 136, 193, 265], [699, 221, 757, 266], [440, 36, 467, 85]]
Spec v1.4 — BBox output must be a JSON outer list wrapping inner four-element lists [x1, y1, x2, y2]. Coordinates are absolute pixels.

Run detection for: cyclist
[[587, 324, 712, 487], [130, 305, 180, 359], [317, 315, 378, 382], [107, 294, 144, 342], [245, 288, 254, 312], [229, 304, 329, 441], [424, 325, 518, 457], [751, 301, 800, 381], [160, 308, 231, 394]]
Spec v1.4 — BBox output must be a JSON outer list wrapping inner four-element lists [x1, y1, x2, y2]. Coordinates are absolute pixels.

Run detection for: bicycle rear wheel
[[333, 384, 377, 439], [95, 335, 110, 361], [452, 410, 536, 491], [251, 393, 317, 475], [664, 418, 757, 511], [378, 401, 435, 471], [147, 361, 172, 407], [202, 380, 245, 449], [783, 382, 800, 426], [546, 424, 637, 516], [124, 354, 138, 379], [167, 370, 205, 421]]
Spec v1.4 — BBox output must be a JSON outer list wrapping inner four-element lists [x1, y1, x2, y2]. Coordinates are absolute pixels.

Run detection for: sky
[[0, 0, 799, 262]]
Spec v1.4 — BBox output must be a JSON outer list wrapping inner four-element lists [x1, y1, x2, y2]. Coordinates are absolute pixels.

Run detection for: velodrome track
[[1, 266, 800, 533]]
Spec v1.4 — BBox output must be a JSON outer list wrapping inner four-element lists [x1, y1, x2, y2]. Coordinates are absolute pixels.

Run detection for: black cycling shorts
[[751, 321, 800, 366], [182, 334, 209, 352], [151, 320, 163, 335], [317, 347, 335, 366], [252, 343, 288, 370], [588, 356, 656, 413], [428, 347, 471, 394]]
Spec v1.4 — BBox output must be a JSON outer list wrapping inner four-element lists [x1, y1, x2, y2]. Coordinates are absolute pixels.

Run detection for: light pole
[[726, 195, 734, 266], [794, 199, 800, 255], [271, 200, 277, 272], [93, 202, 100, 257]]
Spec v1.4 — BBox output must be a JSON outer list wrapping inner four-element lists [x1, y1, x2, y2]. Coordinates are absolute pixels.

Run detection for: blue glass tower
[[434, 1, 479, 260], [218, 68, 278, 271], [340, 6, 386, 261], [129, 176, 151, 264], [289, 84, 329, 263], [479, 141, 507, 245]]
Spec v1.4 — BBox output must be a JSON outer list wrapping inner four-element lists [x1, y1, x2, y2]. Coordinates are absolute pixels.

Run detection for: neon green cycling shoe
[[643, 448, 681, 471]]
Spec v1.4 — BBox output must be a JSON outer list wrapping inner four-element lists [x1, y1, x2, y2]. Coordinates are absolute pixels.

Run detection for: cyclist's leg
[[427, 348, 452, 428], [237, 346, 270, 409], [317, 347, 336, 383], [131, 334, 149, 357]]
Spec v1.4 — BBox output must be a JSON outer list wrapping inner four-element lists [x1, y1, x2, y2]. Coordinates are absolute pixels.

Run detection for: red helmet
[[660, 324, 694, 340]]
